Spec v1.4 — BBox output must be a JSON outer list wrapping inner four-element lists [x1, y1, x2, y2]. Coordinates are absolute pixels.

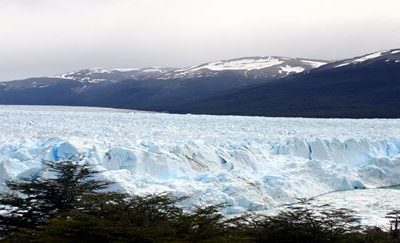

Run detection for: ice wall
[[0, 106, 399, 213]]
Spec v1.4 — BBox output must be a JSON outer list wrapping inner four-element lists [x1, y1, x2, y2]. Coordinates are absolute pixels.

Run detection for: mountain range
[[0, 49, 399, 118]]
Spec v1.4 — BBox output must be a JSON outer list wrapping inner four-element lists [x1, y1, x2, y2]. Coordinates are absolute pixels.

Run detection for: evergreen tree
[[0, 160, 110, 233]]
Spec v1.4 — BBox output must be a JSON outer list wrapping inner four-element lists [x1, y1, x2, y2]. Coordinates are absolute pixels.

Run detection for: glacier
[[0, 105, 399, 221]]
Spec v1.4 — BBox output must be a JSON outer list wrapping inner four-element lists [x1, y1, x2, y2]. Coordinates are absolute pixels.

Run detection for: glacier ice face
[[0, 105, 399, 218]]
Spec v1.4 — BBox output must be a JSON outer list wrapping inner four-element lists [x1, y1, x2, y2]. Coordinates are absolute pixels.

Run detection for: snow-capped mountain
[[182, 48, 400, 118], [55, 56, 327, 83], [56, 67, 175, 83], [321, 48, 400, 70], [170, 56, 326, 79]]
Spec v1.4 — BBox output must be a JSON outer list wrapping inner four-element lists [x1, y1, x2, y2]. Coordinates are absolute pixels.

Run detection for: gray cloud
[[1, 0, 400, 80]]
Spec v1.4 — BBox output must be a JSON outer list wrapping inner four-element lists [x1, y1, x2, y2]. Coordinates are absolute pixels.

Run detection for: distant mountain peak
[[171, 56, 327, 79]]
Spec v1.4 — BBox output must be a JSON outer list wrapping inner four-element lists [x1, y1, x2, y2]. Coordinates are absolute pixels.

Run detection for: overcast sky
[[1, 0, 400, 81]]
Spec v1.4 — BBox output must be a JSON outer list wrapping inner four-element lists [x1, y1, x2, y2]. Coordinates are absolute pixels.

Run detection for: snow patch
[[301, 60, 327, 68], [335, 51, 385, 68], [141, 67, 166, 73], [280, 65, 305, 74], [181, 57, 285, 72]]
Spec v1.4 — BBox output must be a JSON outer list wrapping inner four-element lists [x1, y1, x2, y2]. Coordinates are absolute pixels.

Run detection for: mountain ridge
[[0, 49, 399, 118], [46, 56, 327, 84]]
